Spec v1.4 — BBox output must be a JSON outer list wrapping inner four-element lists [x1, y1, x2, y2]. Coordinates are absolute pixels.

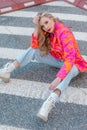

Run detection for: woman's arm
[[30, 16, 40, 48], [30, 33, 39, 49], [33, 16, 39, 36], [49, 30, 76, 90], [49, 77, 61, 90], [56, 30, 76, 80], [33, 26, 39, 36]]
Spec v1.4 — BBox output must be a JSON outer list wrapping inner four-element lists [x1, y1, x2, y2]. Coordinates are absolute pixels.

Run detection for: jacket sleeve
[[56, 30, 76, 80], [30, 33, 39, 49]]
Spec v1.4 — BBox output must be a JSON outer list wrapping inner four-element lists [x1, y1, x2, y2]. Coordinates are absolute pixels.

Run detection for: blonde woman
[[0, 12, 87, 121]]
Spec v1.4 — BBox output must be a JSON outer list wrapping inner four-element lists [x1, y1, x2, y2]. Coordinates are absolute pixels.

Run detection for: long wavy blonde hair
[[35, 12, 60, 56]]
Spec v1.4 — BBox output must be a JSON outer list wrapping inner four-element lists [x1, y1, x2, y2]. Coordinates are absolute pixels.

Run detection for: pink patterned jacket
[[31, 21, 87, 80]]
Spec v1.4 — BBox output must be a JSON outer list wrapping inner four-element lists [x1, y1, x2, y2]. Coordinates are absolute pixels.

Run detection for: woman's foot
[[0, 62, 15, 83], [37, 95, 56, 121]]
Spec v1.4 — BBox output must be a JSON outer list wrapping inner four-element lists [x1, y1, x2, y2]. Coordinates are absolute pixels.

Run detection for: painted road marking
[[0, 47, 87, 60], [43, 1, 74, 7], [2, 11, 87, 22], [0, 125, 28, 130], [0, 79, 87, 105], [0, 26, 87, 41]]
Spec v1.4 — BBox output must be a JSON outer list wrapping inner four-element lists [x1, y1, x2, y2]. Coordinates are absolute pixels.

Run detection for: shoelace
[[1, 62, 12, 70], [2, 62, 11, 69], [44, 97, 55, 112]]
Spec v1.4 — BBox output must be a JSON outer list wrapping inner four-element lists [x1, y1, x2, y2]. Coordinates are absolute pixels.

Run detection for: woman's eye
[[45, 21, 48, 24]]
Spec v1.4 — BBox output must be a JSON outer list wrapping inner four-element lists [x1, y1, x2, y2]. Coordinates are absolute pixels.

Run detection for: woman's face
[[39, 16, 55, 33]]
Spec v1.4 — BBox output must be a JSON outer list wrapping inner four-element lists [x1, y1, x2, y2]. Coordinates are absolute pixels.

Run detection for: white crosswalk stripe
[[2, 11, 87, 22], [0, 26, 87, 41], [0, 79, 87, 105], [43, 1, 74, 7], [0, 47, 87, 60], [0, 125, 28, 130], [0, 1, 87, 129]]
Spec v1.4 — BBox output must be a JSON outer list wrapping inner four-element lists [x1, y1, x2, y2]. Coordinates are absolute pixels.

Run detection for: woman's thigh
[[34, 49, 63, 68]]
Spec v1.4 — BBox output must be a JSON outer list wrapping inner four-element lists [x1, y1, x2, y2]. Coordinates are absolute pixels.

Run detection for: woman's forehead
[[40, 17, 50, 24], [40, 16, 49, 20]]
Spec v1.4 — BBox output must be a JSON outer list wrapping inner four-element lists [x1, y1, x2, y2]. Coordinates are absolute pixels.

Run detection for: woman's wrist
[[33, 30, 38, 36], [33, 31, 38, 36], [33, 26, 38, 36], [56, 77, 62, 82]]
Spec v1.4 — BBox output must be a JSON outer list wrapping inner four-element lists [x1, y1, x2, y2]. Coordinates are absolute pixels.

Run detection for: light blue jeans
[[16, 47, 80, 93]]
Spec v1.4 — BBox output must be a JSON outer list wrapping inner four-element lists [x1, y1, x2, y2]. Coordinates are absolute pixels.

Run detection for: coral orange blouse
[[31, 21, 87, 80]]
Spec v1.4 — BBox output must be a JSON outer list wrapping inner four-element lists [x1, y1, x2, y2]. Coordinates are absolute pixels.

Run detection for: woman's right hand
[[49, 77, 61, 91], [33, 16, 39, 25]]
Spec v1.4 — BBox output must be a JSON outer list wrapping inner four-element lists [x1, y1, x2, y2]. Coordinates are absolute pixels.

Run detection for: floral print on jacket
[[31, 21, 87, 80]]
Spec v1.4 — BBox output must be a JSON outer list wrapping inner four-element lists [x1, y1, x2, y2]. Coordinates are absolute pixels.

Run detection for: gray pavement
[[0, 1, 87, 130], [0, 93, 87, 130]]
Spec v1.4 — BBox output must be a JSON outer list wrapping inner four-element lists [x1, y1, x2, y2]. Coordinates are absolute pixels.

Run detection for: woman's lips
[[47, 28, 51, 32]]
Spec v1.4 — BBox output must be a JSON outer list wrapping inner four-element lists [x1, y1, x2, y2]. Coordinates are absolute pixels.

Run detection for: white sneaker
[[37, 96, 55, 121], [0, 62, 11, 83]]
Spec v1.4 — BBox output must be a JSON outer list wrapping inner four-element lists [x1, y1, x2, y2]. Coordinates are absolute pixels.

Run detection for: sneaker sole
[[37, 112, 48, 122], [0, 76, 10, 83]]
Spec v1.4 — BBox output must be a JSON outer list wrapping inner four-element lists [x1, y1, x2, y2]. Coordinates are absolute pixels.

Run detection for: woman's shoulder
[[55, 21, 68, 30], [55, 21, 71, 34]]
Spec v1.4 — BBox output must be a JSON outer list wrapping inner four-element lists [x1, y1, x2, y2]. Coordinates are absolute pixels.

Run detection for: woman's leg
[[0, 47, 36, 82], [13, 48, 63, 71], [12, 48, 63, 68], [34, 49, 63, 68], [55, 65, 80, 93], [37, 65, 80, 121], [0, 48, 62, 82], [15, 47, 36, 67]]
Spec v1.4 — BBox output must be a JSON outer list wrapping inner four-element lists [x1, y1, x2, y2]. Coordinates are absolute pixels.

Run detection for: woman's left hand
[[49, 77, 61, 90]]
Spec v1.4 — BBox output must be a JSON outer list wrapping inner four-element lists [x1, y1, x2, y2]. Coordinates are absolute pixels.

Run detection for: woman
[[0, 12, 87, 121]]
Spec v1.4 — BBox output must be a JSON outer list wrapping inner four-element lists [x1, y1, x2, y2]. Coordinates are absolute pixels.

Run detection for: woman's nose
[[45, 25, 48, 30]]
